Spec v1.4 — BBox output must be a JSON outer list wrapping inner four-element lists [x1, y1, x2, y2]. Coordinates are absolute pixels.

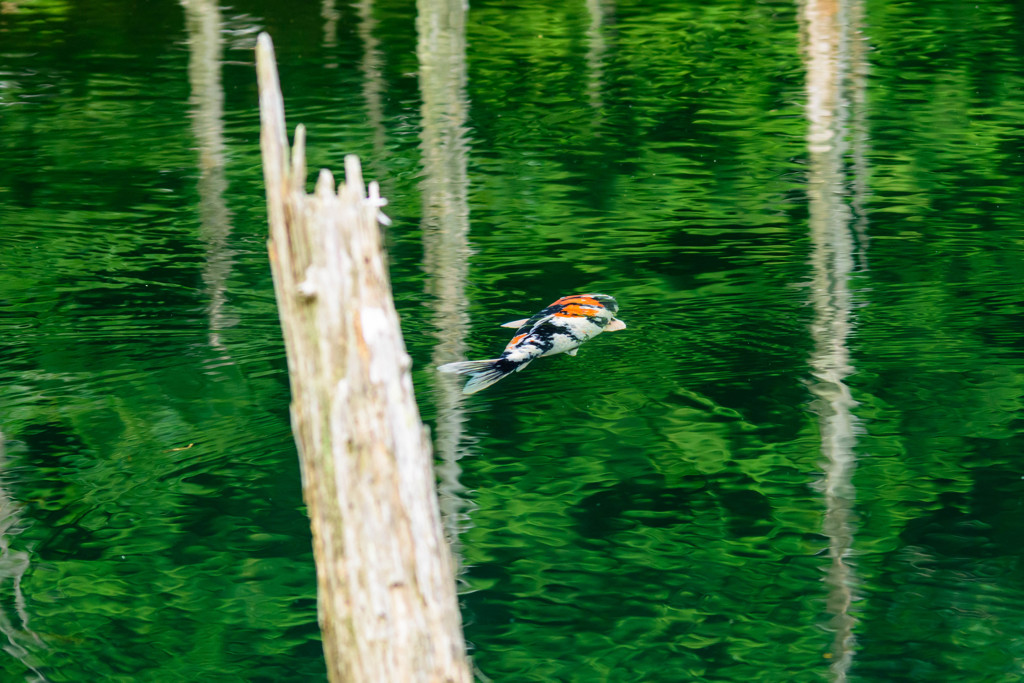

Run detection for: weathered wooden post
[[255, 33, 471, 683]]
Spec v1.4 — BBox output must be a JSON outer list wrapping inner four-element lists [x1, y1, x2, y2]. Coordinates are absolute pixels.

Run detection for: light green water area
[[3, 0, 1024, 680]]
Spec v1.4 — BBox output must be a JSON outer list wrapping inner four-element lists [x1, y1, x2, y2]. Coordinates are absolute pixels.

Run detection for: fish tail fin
[[437, 358, 516, 395]]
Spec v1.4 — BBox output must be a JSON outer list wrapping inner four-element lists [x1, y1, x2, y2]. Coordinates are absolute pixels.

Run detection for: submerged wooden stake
[[255, 32, 470, 683]]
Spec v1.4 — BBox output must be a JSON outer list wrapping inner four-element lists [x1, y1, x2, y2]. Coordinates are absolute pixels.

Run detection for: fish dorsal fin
[[605, 318, 627, 332], [508, 313, 556, 333], [526, 313, 556, 330]]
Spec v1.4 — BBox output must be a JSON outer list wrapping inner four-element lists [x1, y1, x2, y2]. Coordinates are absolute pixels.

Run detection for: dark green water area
[[3, 0, 1024, 680]]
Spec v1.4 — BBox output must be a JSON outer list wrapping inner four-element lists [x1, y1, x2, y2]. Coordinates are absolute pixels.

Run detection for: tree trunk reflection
[[182, 0, 235, 356], [801, 0, 869, 678], [417, 0, 475, 573]]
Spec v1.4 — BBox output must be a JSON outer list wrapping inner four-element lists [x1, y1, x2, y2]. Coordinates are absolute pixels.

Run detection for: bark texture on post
[[255, 33, 471, 683]]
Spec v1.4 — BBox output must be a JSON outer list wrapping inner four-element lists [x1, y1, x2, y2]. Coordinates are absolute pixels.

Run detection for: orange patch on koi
[[554, 295, 601, 307], [555, 303, 599, 317]]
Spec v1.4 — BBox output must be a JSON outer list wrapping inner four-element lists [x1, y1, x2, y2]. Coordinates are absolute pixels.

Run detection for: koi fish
[[438, 293, 626, 394]]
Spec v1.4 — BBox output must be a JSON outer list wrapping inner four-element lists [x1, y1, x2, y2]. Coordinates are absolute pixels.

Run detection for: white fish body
[[438, 293, 626, 394]]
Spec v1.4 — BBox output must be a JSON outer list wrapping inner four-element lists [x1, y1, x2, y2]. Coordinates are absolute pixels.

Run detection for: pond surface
[[3, 0, 1024, 680]]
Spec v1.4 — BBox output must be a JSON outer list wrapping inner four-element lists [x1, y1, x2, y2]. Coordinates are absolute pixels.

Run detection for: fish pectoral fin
[[566, 348, 579, 357], [605, 318, 627, 332], [500, 318, 530, 329]]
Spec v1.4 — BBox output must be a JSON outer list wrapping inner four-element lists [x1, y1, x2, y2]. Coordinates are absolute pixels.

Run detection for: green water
[[3, 0, 1024, 680]]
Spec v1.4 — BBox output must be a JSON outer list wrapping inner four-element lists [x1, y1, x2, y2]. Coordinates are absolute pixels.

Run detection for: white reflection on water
[[321, 0, 339, 54], [357, 0, 388, 162], [585, 0, 611, 113], [182, 0, 236, 357], [801, 0, 869, 678], [418, 0, 476, 573], [0, 433, 46, 683]]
